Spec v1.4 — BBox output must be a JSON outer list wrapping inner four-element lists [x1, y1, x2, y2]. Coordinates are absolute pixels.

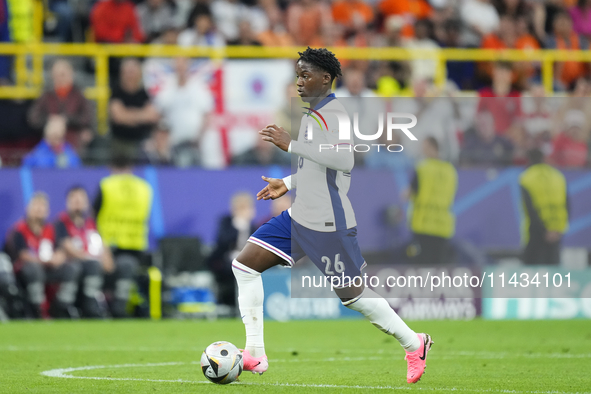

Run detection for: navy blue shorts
[[248, 210, 366, 281]]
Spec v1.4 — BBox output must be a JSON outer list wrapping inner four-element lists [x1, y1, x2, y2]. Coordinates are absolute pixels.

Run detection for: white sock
[[344, 288, 421, 352], [232, 260, 265, 358]]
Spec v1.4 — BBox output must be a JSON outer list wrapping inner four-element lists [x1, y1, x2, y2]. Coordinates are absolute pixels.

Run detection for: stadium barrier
[[0, 43, 590, 134]]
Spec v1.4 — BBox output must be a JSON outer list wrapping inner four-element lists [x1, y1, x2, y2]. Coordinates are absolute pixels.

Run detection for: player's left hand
[[257, 176, 288, 200], [259, 124, 291, 152]]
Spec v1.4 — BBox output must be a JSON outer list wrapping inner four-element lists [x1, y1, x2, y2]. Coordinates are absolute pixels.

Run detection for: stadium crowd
[[0, 0, 590, 168]]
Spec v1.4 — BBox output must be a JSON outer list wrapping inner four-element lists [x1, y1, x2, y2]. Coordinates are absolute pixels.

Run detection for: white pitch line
[[40, 362, 591, 394]]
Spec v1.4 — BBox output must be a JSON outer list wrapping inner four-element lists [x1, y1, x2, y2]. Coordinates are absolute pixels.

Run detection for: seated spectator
[[546, 11, 588, 90], [206, 191, 257, 314], [494, 0, 529, 18], [154, 57, 213, 167], [550, 109, 589, 168], [48, 0, 75, 42], [210, 0, 250, 42], [90, 0, 144, 43], [144, 122, 173, 166], [135, 0, 175, 42], [227, 20, 262, 46], [54, 186, 114, 318], [28, 59, 93, 151], [480, 16, 540, 83], [257, 1, 294, 47], [232, 135, 291, 166], [461, 0, 500, 41], [522, 84, 554, 152], [109, 58, 160, 162], [460, 110, 514, 167], [178, 5, 225, 47], [440, 19, 476, 90], [287, 0, 332, 46], [405, 19, 439, 83], [378, 0, 432, 38], [570, 0, 591, 40], [23, 116, 82, 168], [4, 193, 75, 319], [332, 0, 375, 32], [477, 62, 522, 137]]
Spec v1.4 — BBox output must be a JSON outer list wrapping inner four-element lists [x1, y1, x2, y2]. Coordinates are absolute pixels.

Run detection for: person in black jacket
[[206, 192, 257, 313]]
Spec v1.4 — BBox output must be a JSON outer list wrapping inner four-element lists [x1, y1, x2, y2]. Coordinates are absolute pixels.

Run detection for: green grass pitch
[[0, 318, 590, 393]]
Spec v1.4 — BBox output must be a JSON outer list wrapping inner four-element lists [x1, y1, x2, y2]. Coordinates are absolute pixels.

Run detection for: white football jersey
[[285, 94, 357, 233]]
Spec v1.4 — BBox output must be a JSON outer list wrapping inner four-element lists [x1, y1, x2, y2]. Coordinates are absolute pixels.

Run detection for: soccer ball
[[200, 341, 243, 384]]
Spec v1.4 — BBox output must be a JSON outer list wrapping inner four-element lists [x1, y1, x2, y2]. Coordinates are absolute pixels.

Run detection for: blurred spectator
[[0, 0, 10, 83], [477, 62, 522, 138], [334, 67, 383, 165], [494, 0, 528, 19], [178, 5, 225, 47], [227, 20, 262, 45], [28, 59, 93, 151], [569, 0, 591, 40], [154, 57, 214, 167], [460, 110, 514, 167], [109, 58, 160, 162], [7, 0, 34, 43], [206, 191, 257, 313], [394, 79, 459, 162], [406, 137, 457, 265], [520, 149, 569, 265], [23, 116, 82, 169], [257, 1, 294, 46], [405, 19, 439, 83], [332, 0, 375, 32], [48, 0, 74, 42], [136, 0, 175, 42], [440, 19, 476, 90], [480, 16, 539, 83], [287, 0, 332, 46], [550, 109, 589, 168], [232, 135, 291, 166], [522, 84, 553, 152], [54, 186, 114, 318], [4, 192, 75, 319], [378, 0, 432, 38], [90, 0, 144, 43], [533, 0, 567, 43], [210, 0, 266, 42], [461, 0, 500, 40], [552, 77, 591, 135], [94, 154, 153, 317], [546, 11, 588, 90], [144, 123, 173, 166]]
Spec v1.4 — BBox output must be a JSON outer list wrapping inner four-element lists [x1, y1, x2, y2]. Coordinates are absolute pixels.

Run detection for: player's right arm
[[289, 128, 354, 173]]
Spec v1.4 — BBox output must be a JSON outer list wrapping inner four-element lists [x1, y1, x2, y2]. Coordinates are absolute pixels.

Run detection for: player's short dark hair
[[425, 136, 439, 152], [67, 185, 87, 197], [297, 47, 342, 82]]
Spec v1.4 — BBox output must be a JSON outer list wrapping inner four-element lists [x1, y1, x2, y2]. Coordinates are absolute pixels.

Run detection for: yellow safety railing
[[0, 43, 590, 135]]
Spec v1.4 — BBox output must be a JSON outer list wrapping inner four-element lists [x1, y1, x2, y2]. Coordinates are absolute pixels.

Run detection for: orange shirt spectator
[[378, 0, 432, 20], [332, 0, 374, 29], [546, 12, 588, 88], [90, 0, 145, 43], [287, 0, 332, 46], [378, 0, 431, 38]]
